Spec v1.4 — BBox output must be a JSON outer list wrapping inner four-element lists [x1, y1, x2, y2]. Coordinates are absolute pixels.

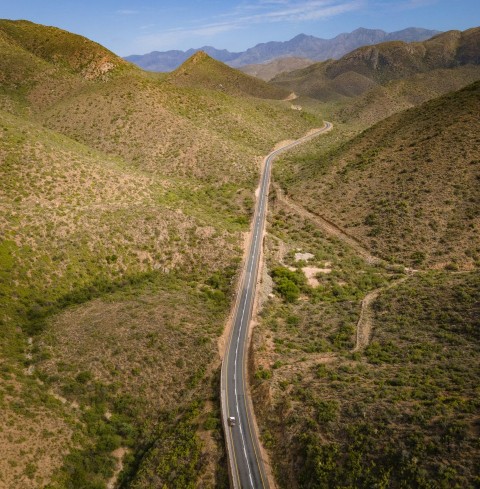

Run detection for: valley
[[0, 17, 479, 489]]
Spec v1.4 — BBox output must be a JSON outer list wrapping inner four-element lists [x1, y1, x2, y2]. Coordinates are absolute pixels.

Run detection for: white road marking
[[227, 124, 332, 488], [233, 249, 256, 487]]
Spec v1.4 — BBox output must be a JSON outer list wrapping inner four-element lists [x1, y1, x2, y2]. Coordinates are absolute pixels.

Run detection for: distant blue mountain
[[125, 27, 441, 72]]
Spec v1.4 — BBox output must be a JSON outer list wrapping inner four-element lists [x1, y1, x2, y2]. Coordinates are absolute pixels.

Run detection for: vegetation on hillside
[[168, 50, 291, 99], [271, 27, 480, 102], [252, 176, 479, 488], [0, 19, 320, 488], [0, 106, 240, 488], [254, 268, 480, 488], [273, 81, 480, 268], [0, 19, 130, 79]]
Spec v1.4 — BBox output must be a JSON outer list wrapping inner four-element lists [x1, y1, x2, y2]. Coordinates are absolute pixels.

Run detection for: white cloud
[[228, 0, 364, 23], [134, 0, 363, 50]]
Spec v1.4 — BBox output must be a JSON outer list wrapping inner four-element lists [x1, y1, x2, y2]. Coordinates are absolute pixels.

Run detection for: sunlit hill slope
[[0, 19, 320, 488]]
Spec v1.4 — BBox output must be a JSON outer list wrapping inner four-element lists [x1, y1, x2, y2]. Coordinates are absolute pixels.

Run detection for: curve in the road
[[221, 122, 333, 489]]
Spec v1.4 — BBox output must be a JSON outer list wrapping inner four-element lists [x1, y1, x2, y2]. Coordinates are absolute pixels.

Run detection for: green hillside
[[275, 81, 480, 268], [0, 19, 321, 488], [335, 64, 480, 128], [0, 19, 130, 79], [36, 71, 315, 184], [168, 50, 291, 99], [0, 107, 242, 488], [1, 21, 317, 183], [253, 266, 480, 488]]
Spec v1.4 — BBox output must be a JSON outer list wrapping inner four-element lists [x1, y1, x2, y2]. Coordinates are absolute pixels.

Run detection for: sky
[[2, 0, 479, 56]]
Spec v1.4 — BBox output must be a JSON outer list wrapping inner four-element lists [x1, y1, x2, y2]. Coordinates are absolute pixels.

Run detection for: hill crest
[[0, 19, 130, 80], [167, 51, 290, 99]]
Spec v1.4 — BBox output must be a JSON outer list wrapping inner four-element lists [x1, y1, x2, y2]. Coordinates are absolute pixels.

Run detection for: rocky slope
[[272, 27, 480, 101]]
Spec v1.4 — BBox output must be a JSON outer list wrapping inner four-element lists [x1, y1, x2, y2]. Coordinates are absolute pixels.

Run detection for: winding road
[[221, 122, 333, 488]]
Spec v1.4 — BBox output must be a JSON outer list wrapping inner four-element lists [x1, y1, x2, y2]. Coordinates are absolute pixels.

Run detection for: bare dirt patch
[[302, 266, 332, 287], [107, 447, 128, 489], [294, 252, 314, 262]]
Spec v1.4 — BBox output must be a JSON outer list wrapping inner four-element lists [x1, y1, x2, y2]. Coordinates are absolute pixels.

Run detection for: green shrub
[[255, 366, 272, 380], [271, 267, 307, 302]]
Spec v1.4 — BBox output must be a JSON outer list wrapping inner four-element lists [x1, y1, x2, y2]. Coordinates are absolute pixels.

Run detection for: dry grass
[[39, 288, 222, 415]]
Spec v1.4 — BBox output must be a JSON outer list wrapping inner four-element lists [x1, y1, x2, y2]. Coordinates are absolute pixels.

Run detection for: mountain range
[[271, 27, 480, 104], [125, 27, 441, 72]]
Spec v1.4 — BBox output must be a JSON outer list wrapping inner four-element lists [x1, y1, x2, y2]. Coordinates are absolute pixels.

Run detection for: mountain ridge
[[270, 27, 480, 102], [125, 27, 441, 72]]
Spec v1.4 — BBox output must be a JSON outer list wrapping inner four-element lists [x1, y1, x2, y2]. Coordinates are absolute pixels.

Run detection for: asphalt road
[[221, 122, 333, 488]]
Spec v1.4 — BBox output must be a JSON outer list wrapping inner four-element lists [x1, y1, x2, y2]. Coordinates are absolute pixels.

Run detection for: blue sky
[[2, 0, 479, 55]]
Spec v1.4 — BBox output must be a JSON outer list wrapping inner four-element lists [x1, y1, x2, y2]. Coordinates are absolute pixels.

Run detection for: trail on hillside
[[271, 182, 421, 351], [353, 276, 410, 351], [273, 183, 382, 265]]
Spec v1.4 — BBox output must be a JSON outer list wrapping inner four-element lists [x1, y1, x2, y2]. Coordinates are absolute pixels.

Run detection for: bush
[[255, 366, 272, 380], [271, 267, 306, 302]]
